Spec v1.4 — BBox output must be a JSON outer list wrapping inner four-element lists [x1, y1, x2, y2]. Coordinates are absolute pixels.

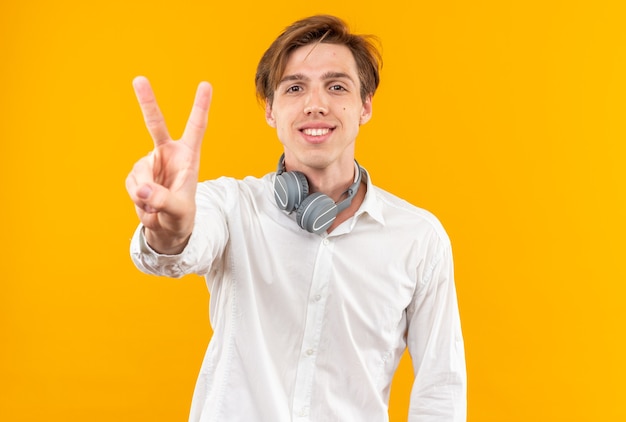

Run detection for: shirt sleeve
[[129, 181, 231, 278], [406, 235, 467, 421]]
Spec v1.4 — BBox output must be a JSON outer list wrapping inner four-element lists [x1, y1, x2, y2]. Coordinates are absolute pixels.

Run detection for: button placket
[[291, 237, 334, 420]]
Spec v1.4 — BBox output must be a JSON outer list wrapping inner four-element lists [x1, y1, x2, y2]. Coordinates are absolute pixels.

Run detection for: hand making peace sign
[[125, 76, 212, 254]]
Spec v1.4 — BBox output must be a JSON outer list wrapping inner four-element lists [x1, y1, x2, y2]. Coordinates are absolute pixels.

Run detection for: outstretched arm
[[125, 76, 213, 254]]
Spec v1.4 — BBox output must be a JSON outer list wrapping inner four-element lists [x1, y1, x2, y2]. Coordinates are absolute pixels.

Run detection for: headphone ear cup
[[296, 193, 338, 234], [274, 171, 309, 212]]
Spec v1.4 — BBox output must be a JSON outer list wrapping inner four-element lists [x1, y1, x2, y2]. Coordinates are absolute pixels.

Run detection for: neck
[[280, 155, 358, 203], [310, 164, 359, 203]]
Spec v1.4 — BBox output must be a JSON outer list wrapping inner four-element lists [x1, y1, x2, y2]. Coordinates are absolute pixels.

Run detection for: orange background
[[1, 1, 625, 421]]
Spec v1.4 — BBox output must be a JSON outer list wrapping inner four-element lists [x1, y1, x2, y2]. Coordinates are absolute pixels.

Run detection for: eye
[[286, 85, 302, 93], [329, 84, 347, 92]]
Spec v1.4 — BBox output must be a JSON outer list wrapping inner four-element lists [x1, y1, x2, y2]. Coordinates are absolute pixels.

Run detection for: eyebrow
[[278, 72, 356, 86]]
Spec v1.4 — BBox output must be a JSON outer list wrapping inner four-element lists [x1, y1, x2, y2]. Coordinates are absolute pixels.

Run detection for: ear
[[359, 95, 373, 125], [265, 101, 276, 128]]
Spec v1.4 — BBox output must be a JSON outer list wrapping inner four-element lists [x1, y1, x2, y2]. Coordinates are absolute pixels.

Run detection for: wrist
[[144, 227, 192, 255]]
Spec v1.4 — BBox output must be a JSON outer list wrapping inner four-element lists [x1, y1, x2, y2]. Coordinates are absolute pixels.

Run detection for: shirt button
[[313, 294, 321, 302], [306, 349, 315, 356], [323, 239, 330, 246]]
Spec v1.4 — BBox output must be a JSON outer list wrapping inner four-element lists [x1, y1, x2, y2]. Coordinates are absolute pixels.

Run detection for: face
[[265, 43, 372, 173]]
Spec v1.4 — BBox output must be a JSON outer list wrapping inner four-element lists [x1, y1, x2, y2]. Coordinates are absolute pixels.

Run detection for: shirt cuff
[[130, 224, 192, 278]]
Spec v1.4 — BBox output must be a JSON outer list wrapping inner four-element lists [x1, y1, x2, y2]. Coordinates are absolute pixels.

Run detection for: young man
[[127, 15, 466, 422]]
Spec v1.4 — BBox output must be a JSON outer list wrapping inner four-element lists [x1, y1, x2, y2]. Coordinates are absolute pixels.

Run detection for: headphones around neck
[[273, 154, 363, 235]]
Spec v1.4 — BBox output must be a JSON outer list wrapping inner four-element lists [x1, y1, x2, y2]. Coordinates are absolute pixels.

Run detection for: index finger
[[133, 76, 172, 146], [182, 81, 213, 152]]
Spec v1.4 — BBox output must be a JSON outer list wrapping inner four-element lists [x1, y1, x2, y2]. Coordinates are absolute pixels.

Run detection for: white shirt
[[130, 170, 466, 422]]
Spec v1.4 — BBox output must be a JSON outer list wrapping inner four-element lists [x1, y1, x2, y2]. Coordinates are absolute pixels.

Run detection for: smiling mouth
[[301, 127, 333, 136]]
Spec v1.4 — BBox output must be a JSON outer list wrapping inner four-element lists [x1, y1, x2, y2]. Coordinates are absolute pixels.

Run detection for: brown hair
[[255, 15, 382, 105]]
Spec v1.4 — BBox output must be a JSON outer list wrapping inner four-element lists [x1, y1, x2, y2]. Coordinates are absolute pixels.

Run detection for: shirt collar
[[354, 166, 385, 226]]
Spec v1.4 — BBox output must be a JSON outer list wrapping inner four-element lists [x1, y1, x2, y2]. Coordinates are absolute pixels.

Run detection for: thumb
[[135, 182, 171, 214], [137, 185, 153, 200]]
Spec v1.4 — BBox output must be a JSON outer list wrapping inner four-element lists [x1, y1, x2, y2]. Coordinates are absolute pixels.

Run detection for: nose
[[303, 90, 328, 115], [304, 104, 328, 115]]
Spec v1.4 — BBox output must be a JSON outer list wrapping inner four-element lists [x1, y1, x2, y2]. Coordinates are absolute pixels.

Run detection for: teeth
[[303, 128, 330, 136]]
